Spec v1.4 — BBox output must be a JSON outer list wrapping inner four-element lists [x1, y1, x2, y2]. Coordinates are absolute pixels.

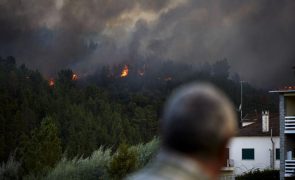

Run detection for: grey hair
[[161, 83, 237, 157]]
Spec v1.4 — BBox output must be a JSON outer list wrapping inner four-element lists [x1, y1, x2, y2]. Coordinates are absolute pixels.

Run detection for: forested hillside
[[0, 56, 277, 177]]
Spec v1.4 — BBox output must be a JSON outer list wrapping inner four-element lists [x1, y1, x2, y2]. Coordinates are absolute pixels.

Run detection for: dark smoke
[[0, 0, 294, 88]]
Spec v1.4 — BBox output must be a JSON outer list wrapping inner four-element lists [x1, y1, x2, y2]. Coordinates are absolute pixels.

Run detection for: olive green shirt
[[127, 151, 211, 180]]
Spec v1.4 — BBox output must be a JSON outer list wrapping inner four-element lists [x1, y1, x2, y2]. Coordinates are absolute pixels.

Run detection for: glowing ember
[[138, 69, 145, 76], [164, 77, 172, 81], [120, 65, 129, 77], [49, 79, 55, 86], [72, 73, 78, 81]]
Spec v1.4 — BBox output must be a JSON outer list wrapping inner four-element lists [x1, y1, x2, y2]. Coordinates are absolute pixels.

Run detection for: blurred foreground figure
[[127, 83, 237, 180]]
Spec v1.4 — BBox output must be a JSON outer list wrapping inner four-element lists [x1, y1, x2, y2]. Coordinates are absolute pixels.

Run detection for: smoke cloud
[[0, 0, 294, 87]]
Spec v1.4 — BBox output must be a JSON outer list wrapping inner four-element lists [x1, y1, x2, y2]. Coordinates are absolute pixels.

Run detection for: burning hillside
[[49, 79, 55, 87], [120, 65, 129, 78], [72, 73, 78, 81], [48, 72, 78, 87]]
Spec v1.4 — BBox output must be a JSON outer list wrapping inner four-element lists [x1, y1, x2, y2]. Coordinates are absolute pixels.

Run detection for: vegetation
[[0, 56, 276, 178], [0, 154, 21, 180], [108, 144, 138, 180], [236, 169, 279, 180], [0, 138, 159, 179], [19, 116, 62, 176], [44, 147, 112, 180]]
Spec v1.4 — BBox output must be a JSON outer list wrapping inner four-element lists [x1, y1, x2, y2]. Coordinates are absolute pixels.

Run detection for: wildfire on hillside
[[120, 65, 129, 78], [72, 73, 78, 81], [49, 79, 55, 86]]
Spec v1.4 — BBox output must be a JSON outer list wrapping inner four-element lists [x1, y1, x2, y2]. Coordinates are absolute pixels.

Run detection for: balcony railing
[[221, 159, 234, 172], [285, 116, 295, 134], [285, 160, 295, 177]]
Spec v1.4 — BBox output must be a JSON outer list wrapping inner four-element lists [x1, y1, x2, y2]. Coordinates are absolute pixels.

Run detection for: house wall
[[228, 136, 280, 175]]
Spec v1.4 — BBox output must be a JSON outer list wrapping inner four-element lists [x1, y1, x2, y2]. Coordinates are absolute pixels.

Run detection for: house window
[[276, 149, 280, 160], [242, 148, 255, 160]]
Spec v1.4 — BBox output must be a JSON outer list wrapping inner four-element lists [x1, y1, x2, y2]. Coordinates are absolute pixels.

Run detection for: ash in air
[[0, 0, 295, 87]]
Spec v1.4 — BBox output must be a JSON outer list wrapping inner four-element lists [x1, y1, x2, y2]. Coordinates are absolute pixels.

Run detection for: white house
[[223, 111, 280, 175]]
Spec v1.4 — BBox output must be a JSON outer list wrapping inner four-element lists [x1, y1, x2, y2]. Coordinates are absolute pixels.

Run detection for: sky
[[0, 0, 294, 88]]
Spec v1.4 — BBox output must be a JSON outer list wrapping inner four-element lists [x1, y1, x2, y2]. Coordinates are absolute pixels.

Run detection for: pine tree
[[19, 116, 62, 175]]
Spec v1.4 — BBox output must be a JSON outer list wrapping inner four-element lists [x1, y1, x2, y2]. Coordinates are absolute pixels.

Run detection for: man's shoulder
[[126, 152, 210, 180], [126, 162, 172, 180], [126, 172, 165, 180], [127, 169, 201, 180], [126, 161, 202, 180]]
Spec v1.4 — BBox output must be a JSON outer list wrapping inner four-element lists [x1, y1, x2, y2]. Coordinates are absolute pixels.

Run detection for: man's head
[[161, 83, 237, 160]]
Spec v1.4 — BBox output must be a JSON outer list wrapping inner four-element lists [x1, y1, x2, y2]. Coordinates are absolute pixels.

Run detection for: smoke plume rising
[[0, 0, 294, 87]]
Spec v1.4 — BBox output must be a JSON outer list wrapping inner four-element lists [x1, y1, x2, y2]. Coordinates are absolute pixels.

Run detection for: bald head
[[161, 83, 237, 158]]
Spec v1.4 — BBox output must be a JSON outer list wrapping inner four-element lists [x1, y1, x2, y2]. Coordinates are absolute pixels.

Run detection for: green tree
[[132, 106, 157, 142], [61, 104, 98, 158], [19, 116, 62, 175]]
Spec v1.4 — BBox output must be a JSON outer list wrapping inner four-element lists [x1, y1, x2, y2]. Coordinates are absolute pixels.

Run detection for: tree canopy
[[0, 56, 277, 176]]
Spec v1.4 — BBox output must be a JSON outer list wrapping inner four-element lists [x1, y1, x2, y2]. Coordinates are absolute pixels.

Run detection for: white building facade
[[222, 112, 280, 175], [228, 136, 280, 175]]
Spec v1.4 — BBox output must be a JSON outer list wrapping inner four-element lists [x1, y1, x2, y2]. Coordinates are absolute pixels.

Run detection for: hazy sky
[[0, 0, 294, 88]]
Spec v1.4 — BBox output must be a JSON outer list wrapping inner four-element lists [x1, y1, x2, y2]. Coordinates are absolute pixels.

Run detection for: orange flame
[[49, 79, 55, 86], [72, 73, 78, 81], [120, 65, 129, 78]]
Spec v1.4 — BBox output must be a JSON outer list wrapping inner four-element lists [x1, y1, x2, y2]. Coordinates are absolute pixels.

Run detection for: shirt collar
[[156, 149, 212, 179]]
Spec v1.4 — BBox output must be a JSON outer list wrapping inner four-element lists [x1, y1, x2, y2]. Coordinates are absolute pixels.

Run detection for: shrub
[[236, 169, 279, 180], [131, 138, 159, 168], [108, 144, 138, 180], [43, 138, 159, 180], [45, 147, 111, 180], [0, 154, 21, 180]]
